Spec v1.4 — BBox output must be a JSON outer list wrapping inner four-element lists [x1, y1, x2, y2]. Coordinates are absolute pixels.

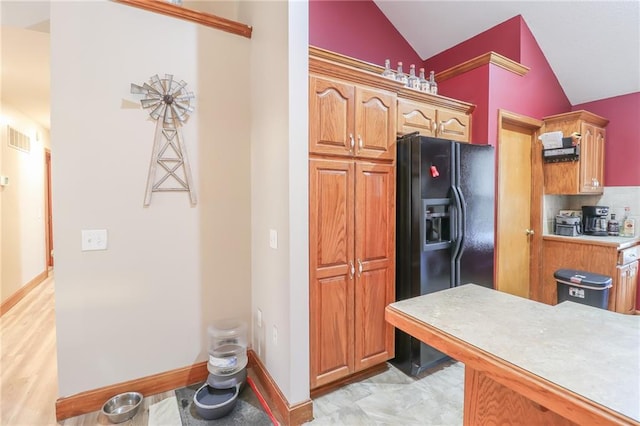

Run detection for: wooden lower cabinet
[[309, 158, 395, 389], [538, 237, 639, 314]]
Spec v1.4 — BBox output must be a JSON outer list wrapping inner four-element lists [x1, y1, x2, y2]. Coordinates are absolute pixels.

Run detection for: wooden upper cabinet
[[397, 98, 437, 137], [579, 123, 605, 193], [397, 98, 470, 142], [542, 110, 608, 195], [309, 76, 355, 158], [355, 88, 397, 160], [437, 108, 470, 142], [310, 76, 397, 160]]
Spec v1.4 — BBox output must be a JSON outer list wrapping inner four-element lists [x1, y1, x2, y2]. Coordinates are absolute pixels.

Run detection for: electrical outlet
[[257, 309, 262, 328]]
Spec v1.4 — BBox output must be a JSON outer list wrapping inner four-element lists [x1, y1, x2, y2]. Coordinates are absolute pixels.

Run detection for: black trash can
[[554, 269, 612, 309]]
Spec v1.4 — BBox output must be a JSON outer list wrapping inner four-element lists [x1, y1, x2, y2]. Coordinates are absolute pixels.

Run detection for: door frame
[[44, 148, 53, 268], [496, 110, 543, 300]]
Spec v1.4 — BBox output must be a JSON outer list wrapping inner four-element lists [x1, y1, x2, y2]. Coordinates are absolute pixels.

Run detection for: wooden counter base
[[385, 305, 636, 426]]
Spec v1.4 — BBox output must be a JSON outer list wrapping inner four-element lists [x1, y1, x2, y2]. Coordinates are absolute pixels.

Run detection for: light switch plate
[[269, 229, 278, 249], [81, 229, 108, 251]]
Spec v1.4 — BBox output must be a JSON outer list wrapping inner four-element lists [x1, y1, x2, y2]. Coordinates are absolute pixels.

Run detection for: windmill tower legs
[[143, 117, 197, 206]]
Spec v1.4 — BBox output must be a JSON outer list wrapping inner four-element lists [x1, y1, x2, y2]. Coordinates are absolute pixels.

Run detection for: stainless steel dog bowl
[[101, 391, 143, 423]]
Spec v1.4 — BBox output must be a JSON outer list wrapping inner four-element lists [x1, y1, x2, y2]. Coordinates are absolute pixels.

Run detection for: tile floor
[[306, 361, 464, 425]]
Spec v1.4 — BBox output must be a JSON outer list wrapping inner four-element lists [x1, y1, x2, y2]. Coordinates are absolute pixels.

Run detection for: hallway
[[1, 275, 58, 425]]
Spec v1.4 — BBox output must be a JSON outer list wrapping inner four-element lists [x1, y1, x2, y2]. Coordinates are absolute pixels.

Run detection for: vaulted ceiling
[[2, 1, 639, 130], [374, 0, 640, 106]]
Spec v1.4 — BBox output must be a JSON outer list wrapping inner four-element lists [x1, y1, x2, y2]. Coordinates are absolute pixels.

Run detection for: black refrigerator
[[394, 133, 495, 376]]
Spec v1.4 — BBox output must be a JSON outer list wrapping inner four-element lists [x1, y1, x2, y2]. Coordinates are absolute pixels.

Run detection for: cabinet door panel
[[310, 275, 354, 387], [397, 98, 437, 137], [616, 261, 638, 314], [354, 266, 393, 370], [437, 108, 470, 142], [354, 163, 395, 370], [579, 123, 605, 194], [355, 88, 396, 160], [309, 159, 355, 388], [310, 159, 354, 272], [309, 76, 355, 157]]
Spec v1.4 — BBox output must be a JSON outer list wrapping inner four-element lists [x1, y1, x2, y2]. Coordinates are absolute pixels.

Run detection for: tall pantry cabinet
[[309, 52, 397, 389]]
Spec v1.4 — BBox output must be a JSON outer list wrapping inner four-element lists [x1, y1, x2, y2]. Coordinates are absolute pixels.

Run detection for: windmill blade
[[150, 75, 165, 94], [171, 104, 188, 123], [163, 74, 174, 94], [174, 93, 195, 102], [131, 83, 148, 94], [142, 82, 162, 96], [174, 100, 195, 113], [170, 80, 188, 96], [140, 98, 162, 109], [150, 103, 166, 120], [164, 103, 175, 124]]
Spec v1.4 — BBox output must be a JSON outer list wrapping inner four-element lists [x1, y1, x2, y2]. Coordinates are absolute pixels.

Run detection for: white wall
[[50, 1, 252, 396], [239, 0, 309, 404], [0, 105, 50, 302]]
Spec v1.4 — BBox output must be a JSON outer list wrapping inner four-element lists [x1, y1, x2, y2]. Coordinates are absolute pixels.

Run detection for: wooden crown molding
[[542, 110, 609, 127], [436, 51, 530, 82], [112, 0, 252, 38], [309, 46, 475, 115], [499, 109, 543, 131]]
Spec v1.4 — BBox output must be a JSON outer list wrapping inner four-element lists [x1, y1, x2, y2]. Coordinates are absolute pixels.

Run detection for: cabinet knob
[[349, 134, 355, 153], [349, 261, 355, 279], [526, 229, 535, 236], [358, 135, 363, 152], [357, 259, 363, 277]]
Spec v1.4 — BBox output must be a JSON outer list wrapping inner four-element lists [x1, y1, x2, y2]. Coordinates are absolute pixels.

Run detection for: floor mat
[[174, 381, 273, 426]]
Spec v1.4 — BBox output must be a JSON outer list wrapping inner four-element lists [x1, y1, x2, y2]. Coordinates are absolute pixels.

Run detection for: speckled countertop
[[388, 284, 640, 422]]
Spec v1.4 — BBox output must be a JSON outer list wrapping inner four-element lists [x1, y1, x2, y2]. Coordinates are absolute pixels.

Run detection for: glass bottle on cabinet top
[[429, 70, 438, 95], [396, 62, 408, 86], [382, 59, 395, 80], [408, 64, 420, 89], [419, 68, 429, 92]]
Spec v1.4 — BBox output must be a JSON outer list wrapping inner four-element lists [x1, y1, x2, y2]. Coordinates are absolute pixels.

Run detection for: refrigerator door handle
[[456, 186, 467, 258], [450, 186, 464, 262]]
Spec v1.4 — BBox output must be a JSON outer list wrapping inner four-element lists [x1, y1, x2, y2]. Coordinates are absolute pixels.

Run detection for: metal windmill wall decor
[[131, 74, 197, 206]]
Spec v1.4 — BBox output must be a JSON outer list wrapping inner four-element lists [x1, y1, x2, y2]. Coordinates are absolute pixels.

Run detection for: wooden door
[[579, 122, 604, 193], [397, 98, 437, 137], [353, 162, 395, 371], [309, 159, 355, 388], [437, 108, 470, 143], [309, 76, 355, 157], [355, 87, 397, 160], [496, 112, 543, 299]]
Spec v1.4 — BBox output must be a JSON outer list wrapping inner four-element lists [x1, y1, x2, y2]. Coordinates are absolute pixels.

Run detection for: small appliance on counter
[[555, 215, 582, 236], [582, 206, 609, 236]]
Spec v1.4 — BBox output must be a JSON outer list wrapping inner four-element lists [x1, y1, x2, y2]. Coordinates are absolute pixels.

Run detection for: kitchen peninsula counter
[[385, 284, 640, 425], [543, 233, 640, 249]]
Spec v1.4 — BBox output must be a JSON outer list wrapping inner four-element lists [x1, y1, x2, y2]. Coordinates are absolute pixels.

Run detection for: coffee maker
[[582, 206, 609, 236]]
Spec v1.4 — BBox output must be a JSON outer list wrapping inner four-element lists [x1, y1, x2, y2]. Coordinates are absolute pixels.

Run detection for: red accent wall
[[309, 0, 422, 69], [573, 93, 640, 186], [430, 16, 570, 145], [426, 16, 522, 73]]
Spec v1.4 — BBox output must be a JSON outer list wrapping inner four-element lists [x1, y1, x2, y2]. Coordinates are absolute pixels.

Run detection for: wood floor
[[1, 274, 59, 425]]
